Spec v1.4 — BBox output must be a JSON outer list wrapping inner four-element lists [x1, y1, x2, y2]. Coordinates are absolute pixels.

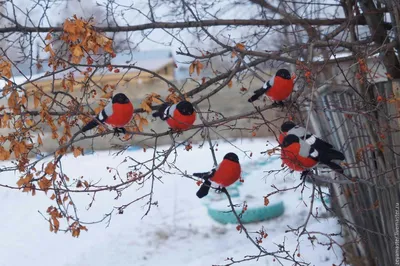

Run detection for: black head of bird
[[176, 101, 195, 115], [281, 121, 296, 133], [112, 93, 130, 104], [281, 134, 300, 148], [275, 69, 291, 80], [223, 152, 239, 163]]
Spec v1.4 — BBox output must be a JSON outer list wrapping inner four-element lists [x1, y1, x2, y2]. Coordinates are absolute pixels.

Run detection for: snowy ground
[[0, 138, 344, 266]]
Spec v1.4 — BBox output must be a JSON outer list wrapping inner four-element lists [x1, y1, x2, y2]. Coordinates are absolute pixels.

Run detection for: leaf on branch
[[235, 42, 246, 51], [33, 91, 42, 109], [0, 57, 12, 79], [52, 217, 60, 233], [72, 146, 83, 158], [44, 44, 55, 57], [189, 62, 195, 76], [45, 33, 52, 41], [16, 173, 33, 187], [1, 113, 9, 128], [38, 177, 52, 193], [165, 93, 182, 104], [264, 197, 270, 206], [227, 80, 233, 88], [0, 146, 11, 160], [196, 61, 204, 75], [140, 101, 152, 113], [58, 16, 114, 65], [45, 162, 56, 175], [8, 90, 19, 110], [100, 92, 113, 99], [138, 116, 149, 132]]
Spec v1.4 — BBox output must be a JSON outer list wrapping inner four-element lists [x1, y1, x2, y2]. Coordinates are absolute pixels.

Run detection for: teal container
[[207, 201, 285, 224]]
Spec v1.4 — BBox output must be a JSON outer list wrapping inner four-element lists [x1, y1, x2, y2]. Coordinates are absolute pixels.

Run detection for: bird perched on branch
[[152, 100, 196, 131], [279, 121, 345, 177], [193, 152, 241, 198], [82, 93, 134, 136], [248, 69, 295, 105]]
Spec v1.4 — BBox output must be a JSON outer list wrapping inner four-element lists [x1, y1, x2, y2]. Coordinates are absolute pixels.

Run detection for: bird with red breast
[[152, 100, 196, 131], [82, 93, 134, 136], [279, 121, 345, 178], [248, 69, 296, 106], [193, 152, 242, 198]]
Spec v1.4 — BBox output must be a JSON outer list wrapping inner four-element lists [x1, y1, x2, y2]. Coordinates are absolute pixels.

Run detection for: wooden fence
[[307, 81, 400, 266]]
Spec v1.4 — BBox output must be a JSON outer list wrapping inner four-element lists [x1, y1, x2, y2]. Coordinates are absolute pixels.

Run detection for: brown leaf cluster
[[141, 92, 163, 113], [189, 60, 204, 76], [47, 206, 63, 233], [0, 57, 12, 86], [70, 221, 88, 238], [231, 43, 246, 58], [45, 15, 114, 68], [16, 173, 33, 187], [71, 146, 83, 157], [165, 92, 183, 104], [134, 114, 149, 132]]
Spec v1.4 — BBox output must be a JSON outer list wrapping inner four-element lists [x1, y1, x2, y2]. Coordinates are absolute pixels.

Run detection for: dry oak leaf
[[45, 162, 56, 175], [38, 177, 52, 192], [72, 146, 83, 158], [235, 42, 246, 51], [16, 173, 33, 187], [264, 197, 270, 206], [140, 101, 152, 113], [227, 80, 233, 88], [0, 147, 11, 160], [0, 58, 12, 79]]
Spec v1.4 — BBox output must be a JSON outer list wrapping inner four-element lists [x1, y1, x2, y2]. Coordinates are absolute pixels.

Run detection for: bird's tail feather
[[196, 180, 212, 198], [326, 148, 345, 161], [152, 103, 170, 120], [248, 87, 267, 103], [315, 138, 333, 149], [82, 119, 100, 132], [324, 161, 344, 173]]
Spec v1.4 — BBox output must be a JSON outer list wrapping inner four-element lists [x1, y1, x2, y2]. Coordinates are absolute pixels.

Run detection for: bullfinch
[[82, 93, 134, 135], [193, 152, 241, 198], [279, 121, 338, 151], [248, 69, 295, 105], [279, 123, 345, 178], [152, 100, 196, 131]]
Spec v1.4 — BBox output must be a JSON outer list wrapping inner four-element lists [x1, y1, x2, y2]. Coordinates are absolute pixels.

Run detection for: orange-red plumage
[[167, 109, 196, 130], [278, 132, 286, 144], [210, 159, 241, 187], [81, 93, 134, 134], [266, 75, 295, 102], [194, 152, 241, 198], [281, 142, 317, 172], [105, 102, 134, 128]]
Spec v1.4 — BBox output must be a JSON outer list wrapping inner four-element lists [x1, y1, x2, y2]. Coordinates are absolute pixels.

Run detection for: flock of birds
[[80, 69, 346, 198]]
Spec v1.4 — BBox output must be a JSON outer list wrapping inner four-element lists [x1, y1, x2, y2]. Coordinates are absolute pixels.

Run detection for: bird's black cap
[[176, 101, 194, 115], [275, 69, 291, 80], [224, 152, 239, 163], [281, 121, 296, 133], [112, 93, 130, 104], [281, 134, 300, 148]]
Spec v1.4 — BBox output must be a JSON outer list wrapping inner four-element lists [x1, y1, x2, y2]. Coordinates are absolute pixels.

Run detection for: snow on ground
[[0, 138, 343, 266]]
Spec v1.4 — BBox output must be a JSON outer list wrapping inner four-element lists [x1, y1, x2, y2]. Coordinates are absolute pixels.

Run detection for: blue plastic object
[[84, 149, 95, 155], [127, 146, 140, 152], [207, 201, 285, 224]]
